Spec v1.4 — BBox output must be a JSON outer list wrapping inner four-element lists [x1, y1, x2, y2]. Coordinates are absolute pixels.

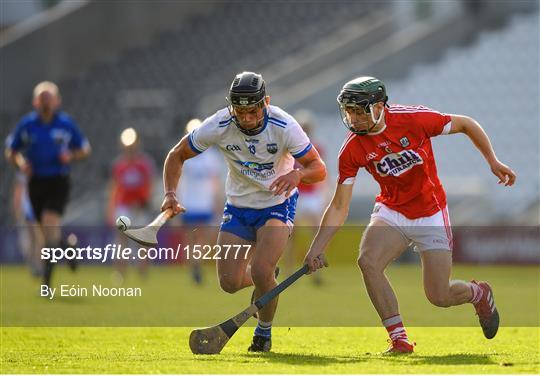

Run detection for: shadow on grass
[[194, 352, 499, 367], [240, 352, 366, 365], [404, 354, 498, 365], [193, 352, 365, 366]]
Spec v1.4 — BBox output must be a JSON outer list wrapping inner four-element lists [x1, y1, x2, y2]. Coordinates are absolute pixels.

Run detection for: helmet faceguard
[[337, 76, 388, 136], [227, 72, 267, 136]]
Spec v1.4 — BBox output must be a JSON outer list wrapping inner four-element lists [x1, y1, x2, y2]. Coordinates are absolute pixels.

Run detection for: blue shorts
[[220, 191, 299, 242], [182, 212, 214, 225]]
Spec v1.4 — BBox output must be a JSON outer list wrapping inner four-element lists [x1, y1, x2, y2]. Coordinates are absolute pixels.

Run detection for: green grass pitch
[[2, 327, 539, 373], [1, 263, 539, 373]]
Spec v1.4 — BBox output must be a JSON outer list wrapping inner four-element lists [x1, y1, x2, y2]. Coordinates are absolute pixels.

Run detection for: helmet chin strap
[[351, 105, 384, 135], [234, 107, 267, 135], [367, 104, 384, 133]]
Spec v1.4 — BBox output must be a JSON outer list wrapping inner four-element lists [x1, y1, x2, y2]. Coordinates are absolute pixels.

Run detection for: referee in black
[[6, 81, 91, 287]]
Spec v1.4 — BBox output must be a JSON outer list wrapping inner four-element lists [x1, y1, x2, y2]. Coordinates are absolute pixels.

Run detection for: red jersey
[[112, 153, 154, 206], [338, 105, 452, 219]]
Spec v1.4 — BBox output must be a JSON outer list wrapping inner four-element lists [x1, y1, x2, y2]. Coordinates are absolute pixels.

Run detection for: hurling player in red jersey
[[107, 128, 155, 280], [303, 77, 516, 354]]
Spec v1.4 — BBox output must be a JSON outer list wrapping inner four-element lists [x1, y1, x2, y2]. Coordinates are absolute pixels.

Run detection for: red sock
[[382, 314, 410, 343], [469, 281, 484, 305]]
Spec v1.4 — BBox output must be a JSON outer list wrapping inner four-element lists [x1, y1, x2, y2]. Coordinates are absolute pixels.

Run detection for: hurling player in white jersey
[[161, 72, 327, 352]]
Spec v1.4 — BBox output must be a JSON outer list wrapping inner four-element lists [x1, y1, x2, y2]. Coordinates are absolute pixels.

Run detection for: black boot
[[42, 259, 54, 287], [62, 233, 79, 272], [248, 335, 272, 352]]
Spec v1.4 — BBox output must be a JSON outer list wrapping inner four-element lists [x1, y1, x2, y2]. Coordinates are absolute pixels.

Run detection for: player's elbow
[[326, 202, 349, 226], [167, 143, 185, 164], [82, 143, 92, 158], [306, 160, 327, 184], [313, 166, 327, 184], [4, 148, 12, 161], [168, 137, 194, 165], [5, 149, 19, 166], [460, 116, 477, 133], [331, 192, 351, 213], [318, 162, 328, 182], [452, 115, 478, 135]]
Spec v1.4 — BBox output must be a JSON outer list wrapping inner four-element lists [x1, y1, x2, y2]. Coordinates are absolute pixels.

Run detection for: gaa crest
[[400, 137, 410, 147], [266, 143, 278, 154]]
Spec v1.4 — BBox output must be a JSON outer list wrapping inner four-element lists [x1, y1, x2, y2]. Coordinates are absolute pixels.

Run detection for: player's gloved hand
[[489, 159, 516, 186], [269, 169, 302, 197], [160, 191, 186, 217], [303, 249, 329, 274]]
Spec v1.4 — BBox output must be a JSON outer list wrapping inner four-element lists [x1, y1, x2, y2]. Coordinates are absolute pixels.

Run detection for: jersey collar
[[34, 110, 59, 126], [367, 123, 386, 136]]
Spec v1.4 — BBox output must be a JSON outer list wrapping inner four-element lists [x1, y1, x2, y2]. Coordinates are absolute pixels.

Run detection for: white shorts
[[370, 203, 453, 252]]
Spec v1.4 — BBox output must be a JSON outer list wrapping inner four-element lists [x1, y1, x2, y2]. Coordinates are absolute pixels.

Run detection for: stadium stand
[[254, 8, 539, 224], [372, 10, 539, 223], [0, 0, 390, 225], [1, 1, 537, 228]]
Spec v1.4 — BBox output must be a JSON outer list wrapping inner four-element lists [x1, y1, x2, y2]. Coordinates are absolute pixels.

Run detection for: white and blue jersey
[[188, 105, 312, 209], [7, 111, 89, 177]]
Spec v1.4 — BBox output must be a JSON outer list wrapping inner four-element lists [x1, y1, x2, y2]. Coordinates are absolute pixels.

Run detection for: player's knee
[[218, 277, 242, 294], [357, 251, 381, 275], [250, 265, 275, 288], [426, 291, 451, 308]]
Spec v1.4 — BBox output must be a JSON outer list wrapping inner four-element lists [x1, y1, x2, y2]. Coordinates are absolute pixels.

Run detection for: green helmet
[[337, 76, 388, 135]]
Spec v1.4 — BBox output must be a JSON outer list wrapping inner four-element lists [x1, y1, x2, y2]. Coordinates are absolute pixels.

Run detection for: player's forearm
[[163, 136, 199, 195], [6, 150, 18, 167], [72, 145, 91, 160], [163, 146, 184, 193], [310, 203, 349, 253], [6, 150, 25, 169], [298, 159, 327, 184], [461, 118, 498, 165]]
